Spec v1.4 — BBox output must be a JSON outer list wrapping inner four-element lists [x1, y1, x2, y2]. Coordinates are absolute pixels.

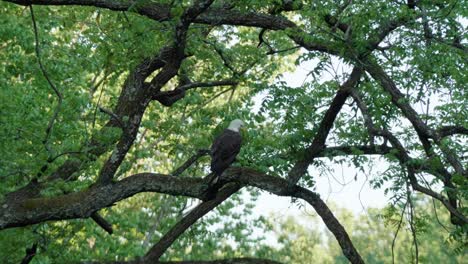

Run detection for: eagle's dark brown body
[[210, 129, 242, 176]]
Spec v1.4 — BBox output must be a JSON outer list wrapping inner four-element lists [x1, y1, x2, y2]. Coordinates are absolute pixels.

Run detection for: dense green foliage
[[0, 0, 466, 263]]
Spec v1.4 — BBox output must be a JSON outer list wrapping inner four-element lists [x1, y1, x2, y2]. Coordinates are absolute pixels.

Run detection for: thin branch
[[30, 6, 63, 155], [185, 87, 234, 117], [98, 107, 125, 130], [48, 151, 82, 162], [159, 259, 284, 264], [350, 89, 376, 144], [406, 184, 419, 264], [172, 149, 210, 177], [391, 202, 407, 264]]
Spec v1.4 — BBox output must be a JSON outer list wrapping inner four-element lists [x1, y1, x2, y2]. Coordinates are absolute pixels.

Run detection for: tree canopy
[[0, 0, 466, 263]]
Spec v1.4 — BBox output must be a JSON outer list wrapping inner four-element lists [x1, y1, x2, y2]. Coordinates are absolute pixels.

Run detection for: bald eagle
[[204, 119, 244, 199], [211, 119, 244, 176]]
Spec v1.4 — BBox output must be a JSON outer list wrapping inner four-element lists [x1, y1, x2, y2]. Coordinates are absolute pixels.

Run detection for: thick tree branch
[[158, 258, 283, 264], [287, 67, 363, 186], [20, 243, 37, 264], [437, 125, 468, 138], [143, 184, 241, 261], [96, 0, 215, 185], [1, 166, 364, 263], [350, 90, 466, 225], [178, 80, 239, 91], [362, 57, 466, 177], [5, 0, 173, 21], [0, 173, 206, 229]]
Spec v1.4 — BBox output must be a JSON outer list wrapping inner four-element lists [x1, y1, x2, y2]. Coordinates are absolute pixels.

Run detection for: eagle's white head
[[227, 119, 245, 132]]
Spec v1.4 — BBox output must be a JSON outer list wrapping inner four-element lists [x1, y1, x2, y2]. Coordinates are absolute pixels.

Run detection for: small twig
[[172, 149, 210, 176], [49, 151, 82, 162], [98, 107, 125, 130], [185, 87, 234, 117], [406, 183, 419, 264], [266, 45, 301, 55]]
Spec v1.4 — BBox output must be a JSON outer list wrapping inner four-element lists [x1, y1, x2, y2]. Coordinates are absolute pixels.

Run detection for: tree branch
[[179, 80, 239, 91], [20, 243, 37, 264], [437, 125, 468, 138], [350, 89, 466, 225], [90, 211, 113, 235], [287, 67, 363, 186], [153, 80, 238, 107], [158, 258, 284, 264], [96, 0, 215, 185], [1, 165, 364, 263], [0, 173, 206, 229], [143, 184, 241, 261], [362, 57, 466, 177], [172, 149, 210, 177]]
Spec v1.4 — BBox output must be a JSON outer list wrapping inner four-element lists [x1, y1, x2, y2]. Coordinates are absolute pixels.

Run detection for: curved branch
[[287, 67, 363, 186], [96, 0, 215, 185], [1, 166, 364, 263], [0, 173, 206, 230], [224, 168, 365, 264], [143, 184, 241, 261], [30, 5, 63, 175], [362, 57, 466, 177], [159, 259, 284, 264], [350, 89, 466, 225], [5, 0, 172, 21]]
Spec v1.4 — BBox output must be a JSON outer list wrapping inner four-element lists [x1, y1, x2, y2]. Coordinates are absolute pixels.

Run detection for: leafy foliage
[[0, 0, 466, 263]]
